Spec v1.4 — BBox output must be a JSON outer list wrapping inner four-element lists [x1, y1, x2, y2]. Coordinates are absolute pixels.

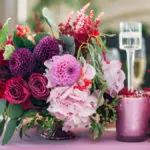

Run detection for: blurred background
[[0, 0, 150, 88]]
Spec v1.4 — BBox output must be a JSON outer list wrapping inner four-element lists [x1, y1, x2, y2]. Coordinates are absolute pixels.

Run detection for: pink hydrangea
[[102, 60, 125, 97], [44, 54, 81, 87], [47, 86, 97, 132]]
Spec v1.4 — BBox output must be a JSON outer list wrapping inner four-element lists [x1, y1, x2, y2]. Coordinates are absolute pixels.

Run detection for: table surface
[[0, 128, 149, 150]]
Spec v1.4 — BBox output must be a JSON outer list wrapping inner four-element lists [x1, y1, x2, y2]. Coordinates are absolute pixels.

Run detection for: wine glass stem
[[126, 50, 135, 91]]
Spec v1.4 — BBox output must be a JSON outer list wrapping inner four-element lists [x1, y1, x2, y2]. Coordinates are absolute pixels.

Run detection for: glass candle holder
[[116, 97, 148, 142]]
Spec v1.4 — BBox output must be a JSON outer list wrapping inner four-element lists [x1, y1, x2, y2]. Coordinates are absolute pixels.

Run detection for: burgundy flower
[[22, 100, 33, 110], [9, 48, 36, 77], [0, 50, 8, 66], [28, 73, 50, 100], [33, 36, 59, 63], [3, 76, 30, 104], [0, 67, 11, 82], [0, 81, 5, 98]]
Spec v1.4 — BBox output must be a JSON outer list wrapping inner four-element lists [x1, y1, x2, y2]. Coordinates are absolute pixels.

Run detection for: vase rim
[[119, 96, 147, 101]]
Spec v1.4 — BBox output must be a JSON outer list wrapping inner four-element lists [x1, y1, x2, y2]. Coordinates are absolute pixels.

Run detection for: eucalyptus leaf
[[7, 104, 24, 119], [0, 18, 11, 48], [2, 119, 17, 145], [60, 35, 75, 55], [0, 99, 6, 114], [42, 7, 58, 30]]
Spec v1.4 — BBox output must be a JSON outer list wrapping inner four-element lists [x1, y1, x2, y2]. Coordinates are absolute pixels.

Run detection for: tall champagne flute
[[119, 22, 142, 91]]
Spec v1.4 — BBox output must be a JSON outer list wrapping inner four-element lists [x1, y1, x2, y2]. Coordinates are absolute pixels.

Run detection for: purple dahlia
[[44, 54, 81, 87], [9, 48, 35, 77], [33, 36, 60, 63]]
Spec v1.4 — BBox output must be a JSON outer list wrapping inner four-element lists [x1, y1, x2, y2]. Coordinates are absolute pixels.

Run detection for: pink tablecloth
[[0, 129, 149, 150]]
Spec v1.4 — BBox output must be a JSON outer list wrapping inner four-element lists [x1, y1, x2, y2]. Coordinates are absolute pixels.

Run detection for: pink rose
[[102, 60, 125, 97]]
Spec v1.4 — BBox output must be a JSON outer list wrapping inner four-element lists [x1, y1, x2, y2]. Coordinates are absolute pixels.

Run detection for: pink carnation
[[102, 60, 125, 97]]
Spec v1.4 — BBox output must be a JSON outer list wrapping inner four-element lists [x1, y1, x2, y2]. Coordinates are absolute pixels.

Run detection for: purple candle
[[116, 97, 148, 142]]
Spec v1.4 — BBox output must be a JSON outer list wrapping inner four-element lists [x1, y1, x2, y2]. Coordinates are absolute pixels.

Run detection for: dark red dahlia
[[9, 48, 36, 77], [33, 36, 59, 63]]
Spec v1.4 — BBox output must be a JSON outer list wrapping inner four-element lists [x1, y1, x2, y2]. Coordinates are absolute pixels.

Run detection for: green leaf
[[13, 32, 35, 50], [34, 33, 49, 44], [93, 125, 100, 140], [97, 84, 107, 106], [97, 123, 104, 133], [2, 119, 17, 145], [42, 7, 58, 30], [16, 119, 22, 127], [7, 104, 24, 119], [30, 97, 48, 107], [36, 120, 43, 125], [22, 109, 37, 119], [0, 99, 6, 114], [88, 44, 96, 67], [22, 119, 35, 132], [0, 18, 11, 48], [0, 119, 6, 136], [13, 32, 25, 49], [60, 35, 75, 55], [93, 123, 104, 140], [111, 96, 119, 107], [4, 44, 15, 60], [22, 37, 35, 51]]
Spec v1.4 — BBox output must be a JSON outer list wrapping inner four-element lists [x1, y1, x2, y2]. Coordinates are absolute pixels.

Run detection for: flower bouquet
[[0, 3, 125, 145]]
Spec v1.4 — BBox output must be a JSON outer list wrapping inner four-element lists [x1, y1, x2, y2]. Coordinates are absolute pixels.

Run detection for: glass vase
[[39, 123, 76, 140]]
